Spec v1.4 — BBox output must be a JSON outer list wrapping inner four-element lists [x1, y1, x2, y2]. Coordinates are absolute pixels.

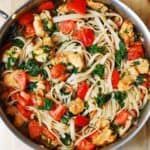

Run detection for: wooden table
[[0, 0, 149, 150]]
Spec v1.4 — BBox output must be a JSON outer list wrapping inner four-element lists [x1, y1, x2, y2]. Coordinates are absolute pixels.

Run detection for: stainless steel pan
[[0, 0, 149, 149]]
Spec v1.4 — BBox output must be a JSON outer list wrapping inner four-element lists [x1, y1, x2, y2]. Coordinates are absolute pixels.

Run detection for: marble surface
[[0, 0, 149, 150]]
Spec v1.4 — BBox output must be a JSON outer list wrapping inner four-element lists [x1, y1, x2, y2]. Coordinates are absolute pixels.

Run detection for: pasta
[[0, 0, 149, 149]]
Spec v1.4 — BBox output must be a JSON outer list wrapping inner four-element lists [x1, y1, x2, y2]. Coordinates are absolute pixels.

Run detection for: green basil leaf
[[6, 57, 17, 69], [88, 44, 105, 54], [28, 82, 37, 92], [12, 39, 24, 48], [115, 41, 127, 68], [60, 134, 72, 146], [96, 94, 111, 107], [93, 64, 105, 78], [114, 91, 127, 108]]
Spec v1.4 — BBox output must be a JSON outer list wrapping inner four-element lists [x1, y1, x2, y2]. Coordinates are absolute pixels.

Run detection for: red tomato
[[75, 115, 89, 127], [77, 81, 89, 100], [24, 24, 35, 38], [42, 127, 56, 140], [44, 80, 51, 92], [115, 110, 129, 125], [112, 69, 120, 89], [49, 104, 67, 121], [143, 81, 150, 88], [51, 64, 67, 79], [17, 104, 32, 119], [77, 139, 96, 150], [128, 42, 144, 60], [58, 20, 76, 34], [14, 71, 27, 90], [18, 12, 34, 26], [28, 120, 42, 139], [38, 1, 54, 12], [73, 28, 95, 47], [12, 91, 33, 107], [67, 0, 87, 14]]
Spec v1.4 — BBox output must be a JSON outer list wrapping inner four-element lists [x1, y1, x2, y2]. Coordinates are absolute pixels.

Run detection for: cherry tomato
[[73, 28, 95, 47], [77, 81, 89, 100], [51, 64, 67, 79], [18, 12, 34, 26], [14, 71, 27, 90], [49, 104, 67, 121], [12, 91, 33, 107], [58, 20, 76, 34], [37, 1, 54, 12], [112, 69, 120, 89], [128, 42, 144, 60], [42, 126, 56, 140], [75, 115, 89, 127], [115, 110, 129, 125], [77, 139, 96, 150], [24, 24, 35, 38], [17, 104, 32, 119], [44, 80, 51, 92], [67, 0, 87, 14], [28, 120, 42, 140]]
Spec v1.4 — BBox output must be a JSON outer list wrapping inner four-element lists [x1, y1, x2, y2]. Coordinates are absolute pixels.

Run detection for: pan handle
[[0, 10, 9, 28]]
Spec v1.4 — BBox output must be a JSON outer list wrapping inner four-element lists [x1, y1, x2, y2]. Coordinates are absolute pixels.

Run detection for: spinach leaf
[[61, 115, 70, 125], [60, 133, 72, 146], [72, 67, 78, 74], [114, 91, 127, 108], [41, 69, 48, 79], [28, 82, 37, 92], [20, 59, 41, 76], [39, 98, 53, 110], [115, 41, 127, 68], [93, 64, 105, 78], [134, 75, 145, 86], [61, 112, 73, 125], [12, 38, 24, 48], [42, 45, 50, 53], [6, 57, 17, 69], [43, 19, 53, 33], [96, 94, 111, 107], [88, 44, 105, 54]]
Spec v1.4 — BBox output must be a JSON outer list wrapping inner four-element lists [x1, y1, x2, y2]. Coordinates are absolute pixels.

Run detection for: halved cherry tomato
[[77, 81, 89, 100], [58, 20, 76, 34], [14, 71, 27, 90], [24, 24, 35, 38], [44, 80, 51, 92], [42, 126, 56, 140], [112, 69, 120, 89], [49, 104, 67, 121], [143, 81, 150, 88], [37, 1, 54, 12], [67, 0, 87, 14], [17, 104, 32, 119], [75, 115, 89, 127], [128, 42, 144, 60], [18, 12, 34, 26], [73, 28, 95, 47], [28, 120, 42, 139], [115, 110, 129, 125], [77, 139, 96, 150], [51, 63, 67, 79], [12, 92, 33, 107]]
